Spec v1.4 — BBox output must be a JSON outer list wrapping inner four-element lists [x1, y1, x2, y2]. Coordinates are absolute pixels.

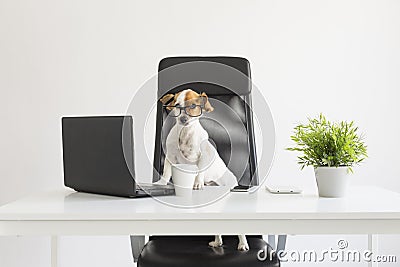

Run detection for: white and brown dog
[[157, 89, 249, 251]]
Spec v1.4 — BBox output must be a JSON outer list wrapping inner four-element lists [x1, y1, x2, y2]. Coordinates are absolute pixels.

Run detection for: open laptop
[[62, 116, 175, 198]]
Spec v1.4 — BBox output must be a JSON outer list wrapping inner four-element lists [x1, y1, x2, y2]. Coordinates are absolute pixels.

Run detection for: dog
[[157, 89, 249, 251]]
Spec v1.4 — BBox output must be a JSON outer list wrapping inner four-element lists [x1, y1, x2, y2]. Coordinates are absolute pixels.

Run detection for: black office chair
[[132, 57, 280, 267]]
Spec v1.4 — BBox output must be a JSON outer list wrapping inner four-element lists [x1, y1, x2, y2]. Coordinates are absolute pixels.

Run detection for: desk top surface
[[0, 186, 400, 221]]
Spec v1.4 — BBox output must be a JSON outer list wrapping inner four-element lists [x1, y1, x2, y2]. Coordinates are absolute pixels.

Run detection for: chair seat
[[138, 236, 280, 267]]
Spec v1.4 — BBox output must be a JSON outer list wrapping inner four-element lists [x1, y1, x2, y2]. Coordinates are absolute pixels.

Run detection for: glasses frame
[[163, 97, 205, 118], [163, 103, 205, 117]]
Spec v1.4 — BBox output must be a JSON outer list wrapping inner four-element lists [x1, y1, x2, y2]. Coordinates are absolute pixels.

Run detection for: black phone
[[230, 185, 252, 192]]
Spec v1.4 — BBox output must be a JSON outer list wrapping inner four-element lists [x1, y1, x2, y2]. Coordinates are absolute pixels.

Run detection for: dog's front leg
[[237, 235, 249, 251], [193, 172, 204, 190], [209, 235, 223, 247], [155, 159, 172, 185], [194, 142, 213, 190]]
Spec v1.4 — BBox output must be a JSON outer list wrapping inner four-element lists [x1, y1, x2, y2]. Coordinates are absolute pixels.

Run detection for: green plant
[[287, 114, 367, 172]]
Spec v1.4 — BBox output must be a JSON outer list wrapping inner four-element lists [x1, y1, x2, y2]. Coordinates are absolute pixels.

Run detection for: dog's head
[[160, 89, 214, 126]]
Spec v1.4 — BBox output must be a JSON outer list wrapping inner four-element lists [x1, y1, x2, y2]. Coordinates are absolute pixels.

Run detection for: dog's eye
[[189, 104, 196, 109]]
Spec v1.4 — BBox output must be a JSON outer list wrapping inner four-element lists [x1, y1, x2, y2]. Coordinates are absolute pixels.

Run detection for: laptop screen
[[62, 116, 136, 197]]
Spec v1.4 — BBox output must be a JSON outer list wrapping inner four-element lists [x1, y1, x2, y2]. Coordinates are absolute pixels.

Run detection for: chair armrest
[[130, 235, 145, 262]]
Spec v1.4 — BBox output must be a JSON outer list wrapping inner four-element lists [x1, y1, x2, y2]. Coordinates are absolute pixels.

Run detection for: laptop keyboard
[[137, 183, 174, 191]]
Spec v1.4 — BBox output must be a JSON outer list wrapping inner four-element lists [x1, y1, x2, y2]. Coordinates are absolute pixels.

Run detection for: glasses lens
[[185, 105, 202, 117], [166, 107, 180, 117]]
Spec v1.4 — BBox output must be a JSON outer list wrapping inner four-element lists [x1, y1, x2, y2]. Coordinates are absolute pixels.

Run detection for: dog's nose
[[179, 116, 188, 124]]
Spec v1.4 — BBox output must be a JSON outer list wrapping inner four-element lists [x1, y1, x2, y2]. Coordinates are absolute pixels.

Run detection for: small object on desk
[[266, 185, 303, 194], [230, 185, 256, 192], [171, 164, 198, 197]]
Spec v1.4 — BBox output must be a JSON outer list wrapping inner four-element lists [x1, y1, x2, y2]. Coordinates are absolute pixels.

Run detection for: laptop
[[62, 115, 175, 198]]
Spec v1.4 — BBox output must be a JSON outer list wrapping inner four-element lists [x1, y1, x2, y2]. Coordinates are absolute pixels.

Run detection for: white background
[[0, 0, 399, 266]]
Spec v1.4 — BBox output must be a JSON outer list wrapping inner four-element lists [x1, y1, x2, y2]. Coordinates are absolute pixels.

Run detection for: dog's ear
[[201, 92, 214, 112], [160, 94, 175, 110]]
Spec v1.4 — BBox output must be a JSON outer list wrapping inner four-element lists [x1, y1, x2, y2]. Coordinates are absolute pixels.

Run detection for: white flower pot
[[314, 166, 350, 198]]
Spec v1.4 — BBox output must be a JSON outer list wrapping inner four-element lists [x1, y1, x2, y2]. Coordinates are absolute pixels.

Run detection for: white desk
[[1, 186, 400, 266]]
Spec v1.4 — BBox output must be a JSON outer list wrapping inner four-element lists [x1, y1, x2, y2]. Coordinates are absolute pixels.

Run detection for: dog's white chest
[[166, 123, 206, 164], [177, 129, 201, 162]]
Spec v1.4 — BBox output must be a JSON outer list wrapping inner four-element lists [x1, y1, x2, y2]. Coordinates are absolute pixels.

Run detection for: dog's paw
[[193, 182, 204, 190], [237, 242, 249, 251], [209, 240, 223, 247]]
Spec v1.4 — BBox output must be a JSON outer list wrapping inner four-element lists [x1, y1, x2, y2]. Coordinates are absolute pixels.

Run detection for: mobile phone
[[266, 185, 302, 194], [230, 185, 252, 192]]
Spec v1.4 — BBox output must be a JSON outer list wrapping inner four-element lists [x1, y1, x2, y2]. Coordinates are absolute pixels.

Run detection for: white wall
[[1, 0, 399, 266]]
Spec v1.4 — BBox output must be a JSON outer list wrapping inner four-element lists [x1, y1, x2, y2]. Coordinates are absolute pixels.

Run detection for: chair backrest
[[153, 57, 258, 186]]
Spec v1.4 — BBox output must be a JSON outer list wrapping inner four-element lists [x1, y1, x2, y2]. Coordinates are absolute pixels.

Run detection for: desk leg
[[368, 234, 378, 267], [267, 235, 275, 250], [51, 236, 58, 267], [277, 235, 287, 252]]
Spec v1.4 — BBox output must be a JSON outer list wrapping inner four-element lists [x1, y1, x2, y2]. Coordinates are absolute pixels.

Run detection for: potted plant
[[287, 114, 368, 197]]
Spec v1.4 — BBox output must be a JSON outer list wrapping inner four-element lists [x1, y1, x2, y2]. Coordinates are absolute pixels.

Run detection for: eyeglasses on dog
[[163, 103, 204, 117]]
